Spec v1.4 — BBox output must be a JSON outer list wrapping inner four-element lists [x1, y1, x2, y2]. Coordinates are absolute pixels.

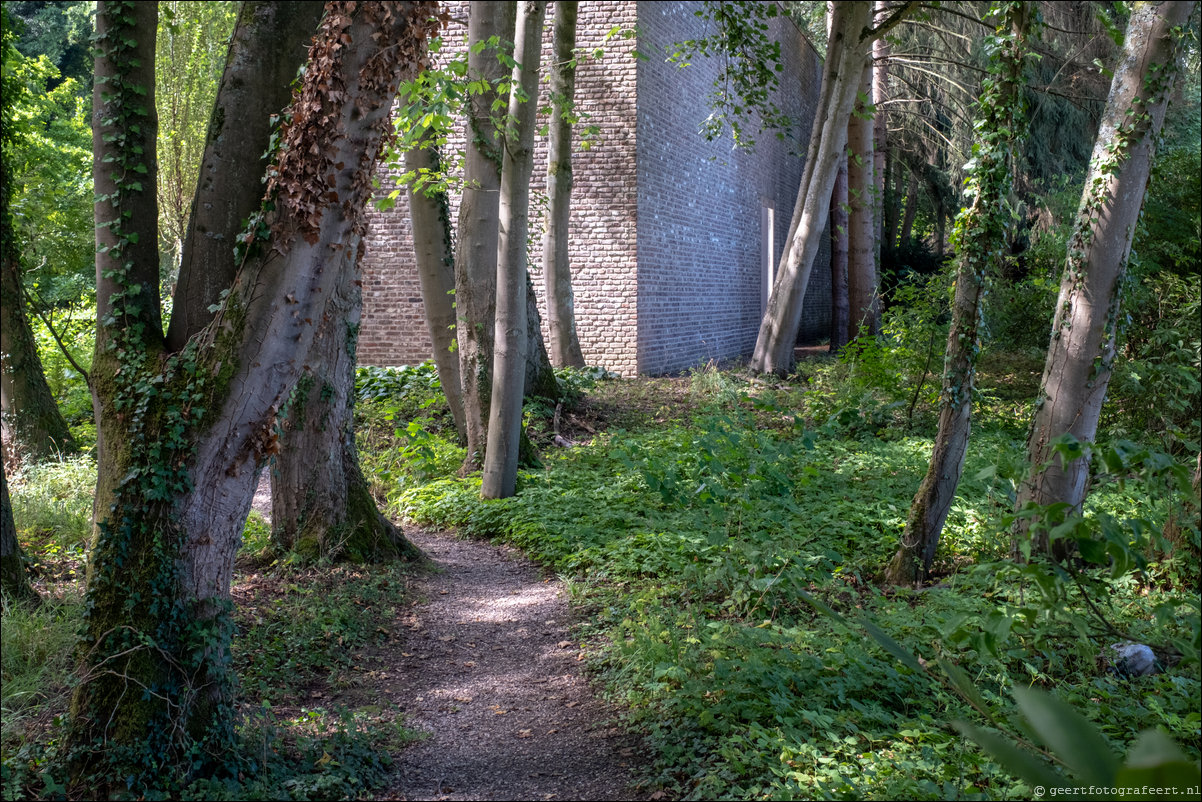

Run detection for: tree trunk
[[872, 2, 888, 275], [1014, 0, 1195, 559], [847, 48, 878, 341], [883, 151, 899, 261], [0, 220, 76, 464], [829, 157, 850, 353], [542, 0, 585, 369], [406, 146, 467, 443], [456, 1, 516, 472], [899, 171, 918, 245], [165, 1, 324, 351], [1, 461, 38, 604], [68, 3, 436, 789], [750, 1, 873, 375], [525, 270, 561, 401], [271, 235, 422, 563], [884, 2, 1032, 586], [481, 0, 546, 500]]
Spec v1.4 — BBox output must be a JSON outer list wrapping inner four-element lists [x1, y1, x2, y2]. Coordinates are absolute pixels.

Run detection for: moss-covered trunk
[[1, 462, 38, 603], [68, 3, 437, 790], [272, 236, 422, 562]]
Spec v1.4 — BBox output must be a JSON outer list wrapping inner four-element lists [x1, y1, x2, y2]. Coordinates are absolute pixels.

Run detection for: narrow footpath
[[380, 527, 648, 801]]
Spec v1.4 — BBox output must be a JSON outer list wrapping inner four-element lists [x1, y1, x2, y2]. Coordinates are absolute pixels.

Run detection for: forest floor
[[248, 480, 650, 801]]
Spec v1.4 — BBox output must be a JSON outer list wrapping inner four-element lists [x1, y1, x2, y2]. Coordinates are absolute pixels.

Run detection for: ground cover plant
[[390, 356, 1200, 800]]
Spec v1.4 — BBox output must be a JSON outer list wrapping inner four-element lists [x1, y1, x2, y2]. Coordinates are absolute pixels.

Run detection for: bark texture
[[406, 146, 468, 443], [847, 49, 878, 341], [1014, 0, 1195, 557], [481, 0, 546, 499], [542, 0, 585, 369], [885, 3, 1031, 586], [271, 236, 422, 562], [456, 1, 515, 471], [165, 2, 323, 351], [69, 3, 437, 788], [750, 1, 873, 375], [829, 158, 850, 352]]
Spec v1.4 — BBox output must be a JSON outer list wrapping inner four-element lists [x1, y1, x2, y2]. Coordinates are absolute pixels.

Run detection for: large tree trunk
[[456, 1, 516, 472], [481, 0, 546, 500], [542, 0, 585, 369], [68, 3, 436, 789], [884, 3, 1032, 586], [1, 461, 38, 604], [872, 3, 888, 280], [406, 146, 467, 443], [847, 48, 878, 341], [165, 2, 324, 351], [1014, 0, 1195, 559], [829, 157, 850, 353], [750, 1, 873, 375], [271, 236, 422, 562]]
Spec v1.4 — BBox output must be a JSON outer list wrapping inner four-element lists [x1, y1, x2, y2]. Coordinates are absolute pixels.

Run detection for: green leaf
[[1013, 686, 1120, 785], [954, 721, 1065, 791], [862, 619, 925, 674], [1114, 730, 1200, 799], [936, 658, 991, 718]]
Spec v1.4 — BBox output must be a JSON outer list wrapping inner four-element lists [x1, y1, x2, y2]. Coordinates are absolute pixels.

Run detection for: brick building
[[357, 0, 829, 376]]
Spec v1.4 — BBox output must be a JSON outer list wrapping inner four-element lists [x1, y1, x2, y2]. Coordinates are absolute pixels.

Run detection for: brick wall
[[357, 1, 828, 376], [634, 1, 828, 375]]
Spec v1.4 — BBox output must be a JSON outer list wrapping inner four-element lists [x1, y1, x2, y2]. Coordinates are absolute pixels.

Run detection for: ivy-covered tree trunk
[[456, 0, 515, 472], [1, 461, 38, 604], [542, 0, 585, 369], [0, 182, 76, 464], [68, 2, 436, 789], [406, 145, 467, 443], [750, 1, 872, 375], [481, 0, 546, 500], [271, 236, 422, 562], [829, 158, 850, 353], [847, 47, 878, 341], [1014, 0, 1195, 559], [884, 2, 1032, 586]]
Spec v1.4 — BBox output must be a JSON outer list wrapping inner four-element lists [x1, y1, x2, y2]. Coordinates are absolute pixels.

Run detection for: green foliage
[[667, 0, 791, 151], [8, 456, 96, 567]]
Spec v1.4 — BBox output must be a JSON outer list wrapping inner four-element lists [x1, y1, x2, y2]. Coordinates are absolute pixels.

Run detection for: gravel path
[[379, 527, 647, 801]]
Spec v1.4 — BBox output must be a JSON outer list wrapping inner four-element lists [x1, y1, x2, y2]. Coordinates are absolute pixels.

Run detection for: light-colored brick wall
[[634, 1, 828, 375], [357, 1, 827, 376]]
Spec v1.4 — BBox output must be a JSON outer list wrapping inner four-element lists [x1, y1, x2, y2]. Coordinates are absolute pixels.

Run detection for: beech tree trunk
[[68, 3, 436, 789], [829, 158, 850, 353], [456, 1, 515, 472], [271, 235, 421, 563], [406, 146, 467, 443], [885, 3, 1031, 586], [750, 1, 873, 375], [481, 0, 546, 499], [847, 48, 878, 341], [1014, 0, 1195, 558], [542, 0, 585, 369]]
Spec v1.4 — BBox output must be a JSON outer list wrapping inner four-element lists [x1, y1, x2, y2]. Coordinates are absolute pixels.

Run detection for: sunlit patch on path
[[381, 528, 646, 801]]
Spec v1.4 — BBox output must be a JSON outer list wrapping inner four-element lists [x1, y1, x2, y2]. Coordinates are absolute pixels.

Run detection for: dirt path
[[378, 528, 648, 801]]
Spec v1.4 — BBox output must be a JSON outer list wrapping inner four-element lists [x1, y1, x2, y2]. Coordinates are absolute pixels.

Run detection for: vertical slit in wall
[[761, 200, 775, 316]]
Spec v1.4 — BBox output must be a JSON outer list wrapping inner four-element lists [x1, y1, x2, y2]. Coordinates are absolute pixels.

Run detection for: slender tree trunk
[[883, 152, 899, 261], [542, 0, 585, 369], [406, 146, 467, 443], [829, 158, 850, 353], [524, 271, 561, 400], [885, 2, 1032, 586], [750, 1, 873, 375], [847, 49, 878, 341], [1014, 0, 1195, 559], [899, 171, 918, 245], [481, 0, 546, 500], [271, 235, 422, 562], [872, 2, 888, 277], [68, 4, 436, 788], [1, 461, 38, 604], [456, 1, 515, 472]]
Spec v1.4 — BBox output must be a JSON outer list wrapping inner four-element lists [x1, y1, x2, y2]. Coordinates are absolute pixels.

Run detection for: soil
[[249, 480, 650, 801]]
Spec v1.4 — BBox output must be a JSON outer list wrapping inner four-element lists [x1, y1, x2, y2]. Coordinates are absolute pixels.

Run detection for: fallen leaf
[[464, 661, 476, 667], [517, 729, 533, 738], [557, 641, 572, 649]]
